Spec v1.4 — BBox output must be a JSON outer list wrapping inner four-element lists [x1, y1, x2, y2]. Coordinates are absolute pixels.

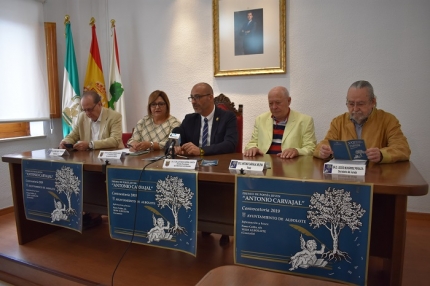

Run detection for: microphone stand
[[170, 141, 176, 159], [166, 139, 176, 159]]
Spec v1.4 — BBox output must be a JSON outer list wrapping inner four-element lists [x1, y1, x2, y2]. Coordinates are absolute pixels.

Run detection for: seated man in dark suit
[[175, 82, 238, 156], [175, 82, 238, 246]]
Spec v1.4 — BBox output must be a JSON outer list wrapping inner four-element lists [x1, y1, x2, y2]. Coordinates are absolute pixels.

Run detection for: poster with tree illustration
[[107, 167, 197, 256], [235, 176, 372, 285], [22, 159, 83, 232]]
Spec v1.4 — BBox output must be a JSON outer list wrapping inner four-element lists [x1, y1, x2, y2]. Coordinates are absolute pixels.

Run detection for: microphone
[[165, 127, 181, 159]]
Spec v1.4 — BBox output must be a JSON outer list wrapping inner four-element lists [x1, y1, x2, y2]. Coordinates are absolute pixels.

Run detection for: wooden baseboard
[[407, 212, 430, 221], [0, 206, 13, 216]]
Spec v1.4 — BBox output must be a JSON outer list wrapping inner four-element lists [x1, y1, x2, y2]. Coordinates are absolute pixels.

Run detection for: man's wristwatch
[[200, 148, 205, 156], [89, 141, 94, 150]]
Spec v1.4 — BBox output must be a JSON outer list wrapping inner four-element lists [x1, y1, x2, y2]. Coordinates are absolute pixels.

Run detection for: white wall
[[1, 0, 428, 212]]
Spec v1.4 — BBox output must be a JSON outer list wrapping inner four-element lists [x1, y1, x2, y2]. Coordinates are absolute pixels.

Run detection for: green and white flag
[[62, 16, 81, 137], [108, 21, 127, 131]]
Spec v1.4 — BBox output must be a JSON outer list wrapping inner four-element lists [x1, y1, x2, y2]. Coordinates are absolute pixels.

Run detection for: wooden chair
[[122, 128, 134, 146], [212, 94, 243, 245], [214, 93, 243, 153]]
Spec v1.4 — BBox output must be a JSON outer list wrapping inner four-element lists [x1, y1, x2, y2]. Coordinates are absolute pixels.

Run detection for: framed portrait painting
[[213, 0, 286, 77]]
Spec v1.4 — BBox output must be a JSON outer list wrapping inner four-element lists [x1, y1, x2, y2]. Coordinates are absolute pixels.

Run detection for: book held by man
[[329, 139, 367, 161], [324, 139, 368, 176]]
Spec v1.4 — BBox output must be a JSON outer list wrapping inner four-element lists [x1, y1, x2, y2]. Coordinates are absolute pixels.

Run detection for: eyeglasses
[[269, 101, 283, 107], [346, 101, 370, 108], [188, 94, 211, 102], [150, 102, 166, 108], [82, 104, 97, 113]]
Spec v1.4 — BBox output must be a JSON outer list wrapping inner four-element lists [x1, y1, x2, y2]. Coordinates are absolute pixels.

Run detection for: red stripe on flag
[[90, 25, 103, 71]]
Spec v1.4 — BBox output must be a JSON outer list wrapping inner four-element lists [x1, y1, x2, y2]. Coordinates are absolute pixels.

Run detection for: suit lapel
[[211, 108, 220, 143], [193, 114, 201, 145], [99, 108, 108, 138], [264, 115, 273, 142], [84, 116, 92, 141], [282, 110, 295, 144]]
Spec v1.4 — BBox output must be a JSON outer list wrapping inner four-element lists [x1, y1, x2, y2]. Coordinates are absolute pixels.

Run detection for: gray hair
[[82, 90, 101, 104], [349, 80, 375, 101]]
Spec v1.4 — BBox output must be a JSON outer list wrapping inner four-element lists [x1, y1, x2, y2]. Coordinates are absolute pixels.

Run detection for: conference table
[[2, 149, 428, 286]]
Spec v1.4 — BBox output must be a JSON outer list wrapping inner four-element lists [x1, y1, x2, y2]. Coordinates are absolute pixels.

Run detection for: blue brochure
[[329, 139, 367, 160]]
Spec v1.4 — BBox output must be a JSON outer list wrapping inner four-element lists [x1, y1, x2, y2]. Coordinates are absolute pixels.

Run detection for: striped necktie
[[202, 118, 209, 147]]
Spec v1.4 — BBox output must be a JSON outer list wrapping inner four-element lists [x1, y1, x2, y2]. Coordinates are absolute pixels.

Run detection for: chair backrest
[[122, 128, 135, 147], [214, 93, 243, 153], [122, 132, 132, 147]]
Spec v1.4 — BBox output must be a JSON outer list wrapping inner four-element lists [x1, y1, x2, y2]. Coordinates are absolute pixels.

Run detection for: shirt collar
[[271, 108, 290, 124], [201, 105, 215, 121]]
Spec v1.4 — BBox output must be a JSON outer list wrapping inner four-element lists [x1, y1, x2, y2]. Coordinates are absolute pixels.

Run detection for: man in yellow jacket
[[314, 80, 410, 163], [244, 86, 317, 159]]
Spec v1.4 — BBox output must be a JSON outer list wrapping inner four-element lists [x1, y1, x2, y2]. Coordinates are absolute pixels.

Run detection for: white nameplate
[[49, 149, 69, 157], [98, 150, 125, 160], [229, 160, 265, 172], [323, 159, 366, 176], [163, 159, 197, 170]]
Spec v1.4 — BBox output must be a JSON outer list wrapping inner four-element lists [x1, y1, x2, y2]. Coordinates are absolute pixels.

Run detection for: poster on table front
[[235, 176, 373, 285], [22, 159, 83, 232], [107, 167, 198, 256]]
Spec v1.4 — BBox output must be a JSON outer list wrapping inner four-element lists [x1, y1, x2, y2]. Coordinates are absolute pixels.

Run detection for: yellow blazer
[[64, 107, 124, 149], [245, 109, 316, 155]]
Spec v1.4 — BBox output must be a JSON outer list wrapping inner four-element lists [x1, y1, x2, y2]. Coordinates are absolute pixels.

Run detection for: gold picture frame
[[213, 0, 286, 77]]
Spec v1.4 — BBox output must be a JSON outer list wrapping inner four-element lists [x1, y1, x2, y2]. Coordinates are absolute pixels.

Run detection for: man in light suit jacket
[[60, 90, 124, 150], [176, 82, 237, 156], [244, 86, 316, 158]]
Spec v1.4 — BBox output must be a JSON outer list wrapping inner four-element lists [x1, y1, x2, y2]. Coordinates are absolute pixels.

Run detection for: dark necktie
[[202, 118, 208, 147]]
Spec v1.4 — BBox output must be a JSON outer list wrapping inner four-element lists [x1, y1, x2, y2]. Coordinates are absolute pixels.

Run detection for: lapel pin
[[216, 117, 219, 121]]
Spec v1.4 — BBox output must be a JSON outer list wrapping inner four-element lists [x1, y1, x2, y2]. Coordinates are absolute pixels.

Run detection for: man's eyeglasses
[[150, 102, 166, 108], [269, 101, 283, 107], [188, 94, 211, 102], [82, 104, 97, 113], [346, 101, 370, 108]]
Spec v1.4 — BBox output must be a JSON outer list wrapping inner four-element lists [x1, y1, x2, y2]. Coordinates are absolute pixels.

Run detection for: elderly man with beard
[[314, 80, 410, 163]]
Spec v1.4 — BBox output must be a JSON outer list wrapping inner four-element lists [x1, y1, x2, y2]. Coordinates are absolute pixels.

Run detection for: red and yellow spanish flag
[[83, 17, 108, 107]]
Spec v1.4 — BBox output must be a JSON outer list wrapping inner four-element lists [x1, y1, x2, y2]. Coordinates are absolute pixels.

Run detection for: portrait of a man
[[234, 9, 264, 56]]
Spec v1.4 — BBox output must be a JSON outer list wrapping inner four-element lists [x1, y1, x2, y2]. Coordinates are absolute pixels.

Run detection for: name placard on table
[[163, 159, 197, 170], [323, 159, 366, 176], [98, 151, 126, 160], [229, 160, 265, 172], [49, 149, 69, 157]]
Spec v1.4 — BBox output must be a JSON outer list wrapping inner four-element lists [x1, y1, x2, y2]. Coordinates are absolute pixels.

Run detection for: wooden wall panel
[[44, 22, 60, 118]]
